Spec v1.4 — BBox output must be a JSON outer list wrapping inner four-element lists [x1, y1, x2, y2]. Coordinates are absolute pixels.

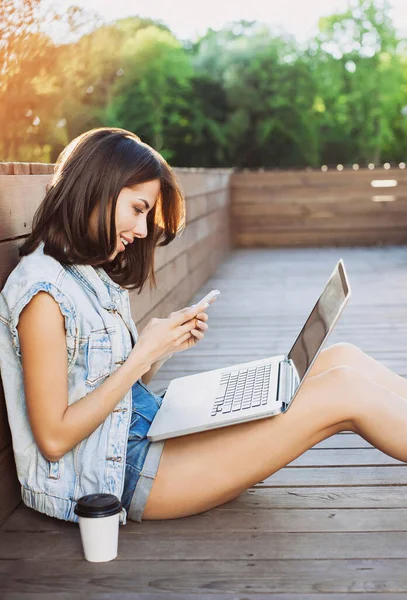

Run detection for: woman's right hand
[[128, 302, 209, 369]]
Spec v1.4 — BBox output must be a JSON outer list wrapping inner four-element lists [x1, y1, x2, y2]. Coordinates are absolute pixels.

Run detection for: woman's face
[[89, 179, 160, 260]]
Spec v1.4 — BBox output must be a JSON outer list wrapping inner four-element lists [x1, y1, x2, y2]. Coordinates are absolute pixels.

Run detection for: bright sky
[[67, 0, 407, 41]]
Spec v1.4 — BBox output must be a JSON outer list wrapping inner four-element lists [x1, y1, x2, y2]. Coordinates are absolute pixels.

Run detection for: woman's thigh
[[308, 342, 407, 401], [143, 366, 359, 521]]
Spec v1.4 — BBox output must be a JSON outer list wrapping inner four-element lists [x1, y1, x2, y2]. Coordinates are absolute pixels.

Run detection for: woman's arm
[[18, 292, 151, 462], [17, 292, 206, 463], [141, 356, 172, 386]]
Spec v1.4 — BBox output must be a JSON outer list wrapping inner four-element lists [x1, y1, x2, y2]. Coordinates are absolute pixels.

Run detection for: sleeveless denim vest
[[0, 241, 140, 523]]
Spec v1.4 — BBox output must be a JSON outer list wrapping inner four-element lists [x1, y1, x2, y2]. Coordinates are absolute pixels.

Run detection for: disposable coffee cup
[[74, 494, 123, 562]]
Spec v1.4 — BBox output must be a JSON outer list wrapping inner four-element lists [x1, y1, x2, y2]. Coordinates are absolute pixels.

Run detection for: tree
[[311, 0, 406, 164], [106, 26, 193, 157], [0, 1, 100, 161], [0, 0, 53, 159]]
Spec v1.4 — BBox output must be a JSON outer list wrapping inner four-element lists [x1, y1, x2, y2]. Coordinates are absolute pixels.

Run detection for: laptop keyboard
[[211, 364, 272, 417]]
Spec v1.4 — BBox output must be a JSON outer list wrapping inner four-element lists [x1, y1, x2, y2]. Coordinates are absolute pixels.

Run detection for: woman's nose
[[133, 220, 148, 239]]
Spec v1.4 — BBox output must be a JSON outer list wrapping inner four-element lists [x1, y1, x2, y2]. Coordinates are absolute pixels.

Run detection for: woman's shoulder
[[1, 243, 66, 305]]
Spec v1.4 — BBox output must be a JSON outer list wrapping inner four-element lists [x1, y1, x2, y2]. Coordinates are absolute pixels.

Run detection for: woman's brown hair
[[19, 127, 185, 290]]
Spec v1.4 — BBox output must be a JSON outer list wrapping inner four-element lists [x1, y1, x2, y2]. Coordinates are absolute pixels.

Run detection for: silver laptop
[[147, 259, 351, 442]]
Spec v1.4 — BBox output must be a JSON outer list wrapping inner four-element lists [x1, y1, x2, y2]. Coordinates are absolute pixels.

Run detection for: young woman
[[1, 127, 407, 525]]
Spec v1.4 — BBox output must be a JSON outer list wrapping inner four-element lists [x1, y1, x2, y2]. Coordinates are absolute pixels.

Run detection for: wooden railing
[[0, 164, 232, 524]]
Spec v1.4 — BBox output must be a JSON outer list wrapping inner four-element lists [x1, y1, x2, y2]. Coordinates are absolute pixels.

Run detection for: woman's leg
[[308, 342, 407, 399], [143, 365, 407, 521]]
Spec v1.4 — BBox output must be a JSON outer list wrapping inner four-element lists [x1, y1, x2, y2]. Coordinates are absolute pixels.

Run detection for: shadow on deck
[[2, 246, 407, 598]]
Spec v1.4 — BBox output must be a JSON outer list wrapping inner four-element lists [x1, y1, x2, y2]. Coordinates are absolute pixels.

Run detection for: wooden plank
[[2, 558, 407, 594], [176, 169, 231, 197], [231, 198, 407, 216], [231, 186, 407, 204], [232, 214, 407, 232], [0, 163, 13, 175], [231, 168, 407, 188], [2, 594, 406, 600], [235, 228, 407, 247], [260, 466, 407, 486], [288, 448, 403, 466], [187, 232, 220, 272], [154, 231, 188, 271], [4, 529, 407, 561], [3, 591, 406, 600], [0, 239, 22, 290], [5, 501, 407, 534], [12, 163, 30, 175], [29, 163, 51, 175], [0, 175, 50, 240], [185, 194, 208, 222], [206, 189, 230, 212]]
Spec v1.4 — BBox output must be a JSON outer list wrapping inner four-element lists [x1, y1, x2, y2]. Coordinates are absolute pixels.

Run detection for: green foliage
[[1, 0, 407, 167], [107, 26, 193, 156]]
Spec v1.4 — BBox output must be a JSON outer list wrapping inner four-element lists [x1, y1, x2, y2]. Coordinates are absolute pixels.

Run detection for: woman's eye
[[133, 207, 144, 215]]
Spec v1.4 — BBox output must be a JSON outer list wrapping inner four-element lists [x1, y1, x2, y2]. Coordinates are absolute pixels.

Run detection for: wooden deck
[[2, 246, 407, 598]]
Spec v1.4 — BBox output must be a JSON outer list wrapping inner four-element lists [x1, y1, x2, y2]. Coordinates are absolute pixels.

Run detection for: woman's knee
[[320, 342, 364, 368], [303, 365, 362, 432], [324, 363, 362, 384]]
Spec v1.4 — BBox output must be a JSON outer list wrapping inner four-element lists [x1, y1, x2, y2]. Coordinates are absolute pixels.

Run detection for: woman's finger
[[195, 312, 208, 322], [173, 302, 209, 326], [176, 331, 194, 346], [191, 329, 204, 340], [195, 320, 208, 331]]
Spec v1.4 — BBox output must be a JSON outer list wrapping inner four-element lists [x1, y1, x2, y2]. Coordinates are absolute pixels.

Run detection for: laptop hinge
[[277, 359, 293, 410], [278, 359, 301, 412]]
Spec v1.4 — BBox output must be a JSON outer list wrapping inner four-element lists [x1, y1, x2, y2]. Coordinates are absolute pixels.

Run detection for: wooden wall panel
[[0, 163, 232, 525], [0, 239, 21, 292], [231, 169, 407, 247], [0, 381, 11, 453], [0, 176, 51, 239], [0, 446, 20, 523]]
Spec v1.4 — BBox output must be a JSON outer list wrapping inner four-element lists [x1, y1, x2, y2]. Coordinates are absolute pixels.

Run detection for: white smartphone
[[190, 290, 220, 337], [194, 289, 220, 307]]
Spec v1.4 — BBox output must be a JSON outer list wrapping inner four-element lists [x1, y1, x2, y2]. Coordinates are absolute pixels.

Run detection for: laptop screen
[[287, 260, 350, 383]]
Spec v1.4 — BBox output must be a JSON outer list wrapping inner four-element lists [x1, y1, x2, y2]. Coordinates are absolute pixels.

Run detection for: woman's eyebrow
[[137, 197, 150, 209]]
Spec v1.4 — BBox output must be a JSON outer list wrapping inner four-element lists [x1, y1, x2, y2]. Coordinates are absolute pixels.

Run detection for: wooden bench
[[0, 163, 232, 527]]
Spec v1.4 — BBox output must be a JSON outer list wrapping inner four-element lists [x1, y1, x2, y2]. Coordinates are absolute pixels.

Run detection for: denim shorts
[[121, 380, 166, 522]]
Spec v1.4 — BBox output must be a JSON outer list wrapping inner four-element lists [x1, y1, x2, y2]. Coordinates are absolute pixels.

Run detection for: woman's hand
[[129, 302, 210, 369], [167, 309, 209, 355]]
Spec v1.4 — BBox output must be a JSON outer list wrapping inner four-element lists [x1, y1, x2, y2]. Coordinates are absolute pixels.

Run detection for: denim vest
[[0, 241, 140, 523]]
